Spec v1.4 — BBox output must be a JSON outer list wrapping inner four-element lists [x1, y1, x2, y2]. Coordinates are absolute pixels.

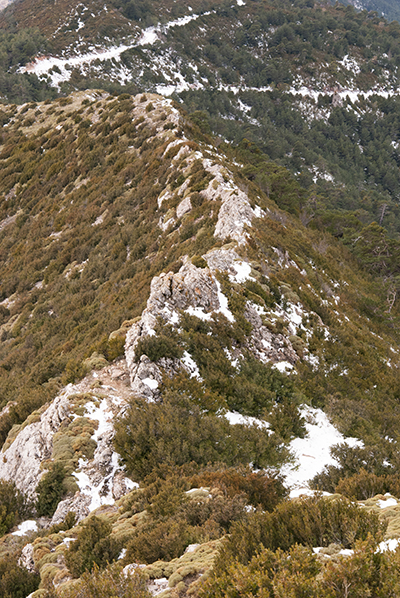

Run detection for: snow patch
[[142, 377, 159, 390], [272, 361, 294, 373], [215, 279, 235, 322], [182, 351, 201, 379], [282, 405, 363, 495], [377, 495, 397, 509], [228, 260, 255, 284], [185, 305, 213, 321], [72, 398, 138, 512], [378, 538, 400, 552], [12, 520, 38, 536], [224, 410, 270, 432]]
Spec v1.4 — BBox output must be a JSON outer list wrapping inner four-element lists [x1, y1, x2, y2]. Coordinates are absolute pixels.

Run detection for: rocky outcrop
[[0, 361, 135, 516], [125, 257, 231, 396], [0, 391, 71, 498], [19, 543, 35, 572], [200, 163, 264, 245], [156, 136, 264, 245], [51, 493, 93, 526], [125, 248, 305, 397]]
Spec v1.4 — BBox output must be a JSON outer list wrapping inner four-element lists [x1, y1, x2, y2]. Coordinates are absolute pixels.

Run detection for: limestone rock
[[199, 162, 261, 244], [19, 543, 35, 572], [125, 259, 225, 395], [214, 188, 255, 243], [125, 247, 311, 390], [0, 360, 135, 519], [0, 390, 72, 498], [129, 355, 163, 400], [176, 196, 192, 219], [244, 302, 299, 365], [51, 493, 92, 526]]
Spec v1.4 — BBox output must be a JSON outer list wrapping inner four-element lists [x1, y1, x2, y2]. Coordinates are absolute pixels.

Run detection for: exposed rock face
[[19, 543, 35, 572], [125, 258, 229, 396], [156, 135, 264, 245], [176, 196, 192, 219], [0, 361, 135, 515], [125, 248, 304, 397], [51, 493, 92, 526], [0, 391, 71, 498], [200, 163, 263, 244], [244, 302, 299, 365]]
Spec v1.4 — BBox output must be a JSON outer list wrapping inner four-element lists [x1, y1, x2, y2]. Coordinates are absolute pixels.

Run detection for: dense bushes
[[311, 443, 400, 494], [65, 516, 121, 577], [190, 466, 286, 511], [0, 479, 29, 536], [47, 562, 150, 598], [0, 28, 54, 103], [122, 474, 252, 564], [335, 469, 400, 501], [0, 555, 40, 598], [200, 536, 400, 598], [114, 390, 285, 481], [198, 495, 386, 598], [216, 495, 384, 567], [36, 462, 67, 517]]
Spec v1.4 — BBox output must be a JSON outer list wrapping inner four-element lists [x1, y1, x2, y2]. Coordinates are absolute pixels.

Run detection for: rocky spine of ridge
[[0, 91, 323, 520]]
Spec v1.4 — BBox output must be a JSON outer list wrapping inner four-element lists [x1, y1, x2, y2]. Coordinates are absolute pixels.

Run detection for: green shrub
[[335, 469, 400, 500], [0, 479, 29, 536], [0, 555, 40, 598], [200, 535, 399, 598], [191, 255, 208, 268], [36, 462, 66, 517], [49, 562, 150, 598], [311, 444, 396, 493], [122, 475, 248, 564], [125, 519, 193, 564], [65, 516, 121, 577], [134, 325, 183, 363], [190, 466, 286, 511], [114, 391, 284, 481], [217, 495, 384, 567]]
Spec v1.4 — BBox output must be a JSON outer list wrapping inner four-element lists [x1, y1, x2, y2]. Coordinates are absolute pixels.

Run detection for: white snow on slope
[[379, 538, 400, 552], [224, 410, 270, 431], [228, 260, 254, 284], [377, 495, 398, 509], [142, 377, 159, 390], [72, 398, 137, 512], [182, 351, 201, 379], [21, 10, 211, 89], [272, 361, 294, 373], [215, 279, 235, 323], [12, 520, 38, 536], [281, 405, 363, 497]]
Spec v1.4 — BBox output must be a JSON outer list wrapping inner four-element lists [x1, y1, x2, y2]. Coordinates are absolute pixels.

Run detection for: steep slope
[[0, 90, 400, 596], [3, 0, 400, 244]]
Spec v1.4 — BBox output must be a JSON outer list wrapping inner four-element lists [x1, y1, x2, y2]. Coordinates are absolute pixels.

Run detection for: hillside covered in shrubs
[[0, 88, 398, 597], [1, 0, 400, 596]]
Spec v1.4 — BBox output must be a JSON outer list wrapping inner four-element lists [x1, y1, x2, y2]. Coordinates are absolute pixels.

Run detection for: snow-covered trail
[[21, 3, 400, 103], [21, 11, 210, 89]]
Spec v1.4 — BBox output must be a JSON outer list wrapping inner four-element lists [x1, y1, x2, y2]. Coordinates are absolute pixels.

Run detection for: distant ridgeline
[[2, 1, 400, 267], [337, 0, 400, 23]]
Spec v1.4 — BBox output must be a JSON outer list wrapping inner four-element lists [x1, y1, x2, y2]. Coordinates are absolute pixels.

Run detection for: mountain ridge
[[2, 0, 400, 596], [0, 90, 400, 597]]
